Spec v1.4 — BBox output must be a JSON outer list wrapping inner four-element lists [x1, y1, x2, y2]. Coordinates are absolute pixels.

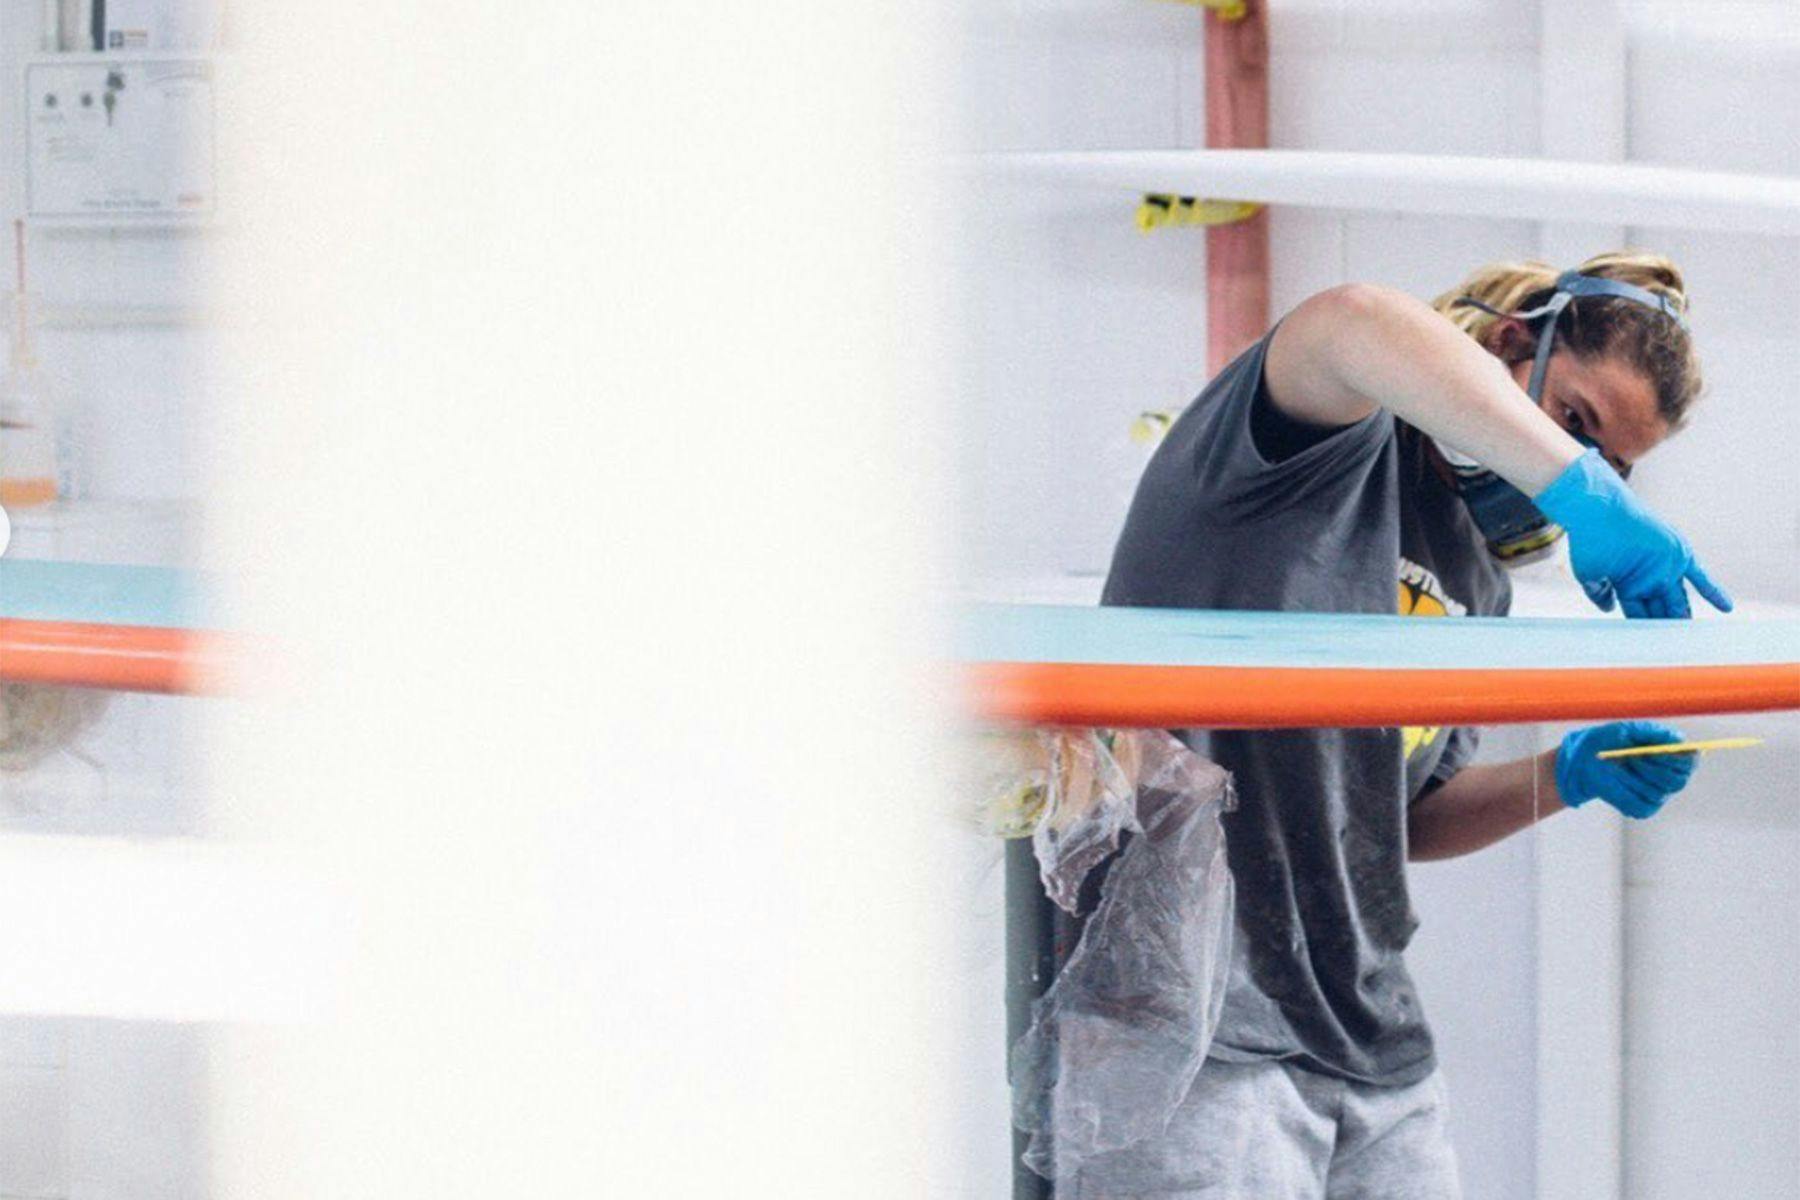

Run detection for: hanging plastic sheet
[[0, 682, 106, 771], [974, 727, 1142, 913], [981, 728, 1236, 1184]]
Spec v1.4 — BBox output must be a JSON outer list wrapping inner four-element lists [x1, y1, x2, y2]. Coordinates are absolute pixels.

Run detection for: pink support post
[[1203, 2, 1270, 377]]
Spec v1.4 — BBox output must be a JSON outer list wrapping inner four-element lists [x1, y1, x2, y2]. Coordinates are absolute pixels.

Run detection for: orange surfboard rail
[[969, 661, 1800, 730], [0, 618, 227, 695], [961, 604, 1800, 729]]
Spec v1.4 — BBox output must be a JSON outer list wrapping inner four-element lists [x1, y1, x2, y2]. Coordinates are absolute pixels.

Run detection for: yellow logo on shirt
[[1398, 558, 1464, 759]]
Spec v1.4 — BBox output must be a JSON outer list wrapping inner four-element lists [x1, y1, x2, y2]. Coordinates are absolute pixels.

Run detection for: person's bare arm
[[1407, 751, 1566, 862], [1264, 284, 1581, 494]]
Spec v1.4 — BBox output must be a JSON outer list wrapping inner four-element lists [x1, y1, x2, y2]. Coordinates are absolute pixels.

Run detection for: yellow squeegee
[[1597, 737, 1764, 760]]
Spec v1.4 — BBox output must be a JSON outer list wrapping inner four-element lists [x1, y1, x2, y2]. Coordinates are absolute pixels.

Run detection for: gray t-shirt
[[1100, 330, 1510, 1086]]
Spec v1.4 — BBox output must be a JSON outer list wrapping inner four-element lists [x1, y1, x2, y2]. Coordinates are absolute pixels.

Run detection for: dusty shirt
[[1099, 330, 1510, 1086]]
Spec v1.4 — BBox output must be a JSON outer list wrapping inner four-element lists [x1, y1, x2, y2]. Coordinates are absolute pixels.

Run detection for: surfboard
[[0, 559, 219, 694], [976, 150, 1800, 238], [962, 604, 1800, 728]]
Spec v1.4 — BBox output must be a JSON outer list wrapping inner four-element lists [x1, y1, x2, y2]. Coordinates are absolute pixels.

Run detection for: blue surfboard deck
[[960, 603, 1800, 672], [0, 559, 208, 630]]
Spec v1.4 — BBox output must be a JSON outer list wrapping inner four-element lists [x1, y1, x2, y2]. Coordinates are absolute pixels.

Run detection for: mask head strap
[[1454, 268, 1689, 403]]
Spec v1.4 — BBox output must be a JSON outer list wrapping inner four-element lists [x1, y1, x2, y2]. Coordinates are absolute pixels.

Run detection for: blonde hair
[[1431, 251, 1703, 428]]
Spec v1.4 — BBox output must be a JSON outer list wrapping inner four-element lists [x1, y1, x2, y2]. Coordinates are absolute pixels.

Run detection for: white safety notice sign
[[25, 58, 215, 220]]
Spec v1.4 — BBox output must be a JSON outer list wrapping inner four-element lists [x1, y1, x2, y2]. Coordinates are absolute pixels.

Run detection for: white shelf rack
[[972, 149, 1800, 237], [0, 833, 335, 1021]]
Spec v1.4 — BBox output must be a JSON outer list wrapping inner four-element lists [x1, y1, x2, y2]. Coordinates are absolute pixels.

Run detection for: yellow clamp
[[1136, 194, 1262, 233], [1159, 0, 1249, 20], [1130, 409, 1179, 445]]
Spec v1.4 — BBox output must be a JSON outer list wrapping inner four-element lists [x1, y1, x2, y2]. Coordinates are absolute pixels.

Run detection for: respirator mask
[[1444, 270, 1688, 566]]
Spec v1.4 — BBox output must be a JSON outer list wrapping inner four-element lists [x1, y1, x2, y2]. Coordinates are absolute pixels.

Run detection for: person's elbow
[[1405, 791, 1457, 863], [1313, 281, 1404, 323], [1407, 830, 1453, 863], [1406, 814, 1434, 862]]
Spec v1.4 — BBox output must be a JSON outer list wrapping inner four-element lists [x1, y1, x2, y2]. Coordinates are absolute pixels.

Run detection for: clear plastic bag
[[999, 729, 1236, 1183], [0, 683, 107, 772], [972, 727, 1147, 913]]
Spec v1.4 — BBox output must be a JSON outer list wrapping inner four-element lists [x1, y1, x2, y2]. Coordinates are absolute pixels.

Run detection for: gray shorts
[[1063, 1057, 1462, 1200]]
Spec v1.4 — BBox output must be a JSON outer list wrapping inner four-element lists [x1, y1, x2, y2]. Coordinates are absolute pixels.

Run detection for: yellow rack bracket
[[1130, 409, 1179, 445], [1159, 0, 1249, 21], [1136, 194, 1262, 233]]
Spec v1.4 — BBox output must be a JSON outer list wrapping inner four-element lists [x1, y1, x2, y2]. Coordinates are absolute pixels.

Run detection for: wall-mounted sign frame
[[25, 55, 215, 222]]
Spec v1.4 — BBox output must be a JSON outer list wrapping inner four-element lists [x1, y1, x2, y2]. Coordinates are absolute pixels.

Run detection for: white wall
[[1620, 707, 1800, 1200], [1407, 730, 1541, 1200], [0, 1, 215, 1195], [1620, 5, 1800, 1196], [1624, 2, 1800, 606], [955, 1, 1205, 584], [0, 0, 211, 510]]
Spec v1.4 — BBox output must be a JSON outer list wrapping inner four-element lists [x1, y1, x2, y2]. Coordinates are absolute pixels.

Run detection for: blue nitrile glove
[[1556, 720, 1700, 819], [1533, 450, 1732, 619]]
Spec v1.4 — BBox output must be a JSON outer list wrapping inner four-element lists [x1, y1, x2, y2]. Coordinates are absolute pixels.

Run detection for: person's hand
[[1555, 720, 1699, 818], [1533, 450, 1732, 619]]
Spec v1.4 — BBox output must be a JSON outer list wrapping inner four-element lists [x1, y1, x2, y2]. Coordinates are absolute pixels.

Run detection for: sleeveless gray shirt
[[1100, 331, 1510, 1085]]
